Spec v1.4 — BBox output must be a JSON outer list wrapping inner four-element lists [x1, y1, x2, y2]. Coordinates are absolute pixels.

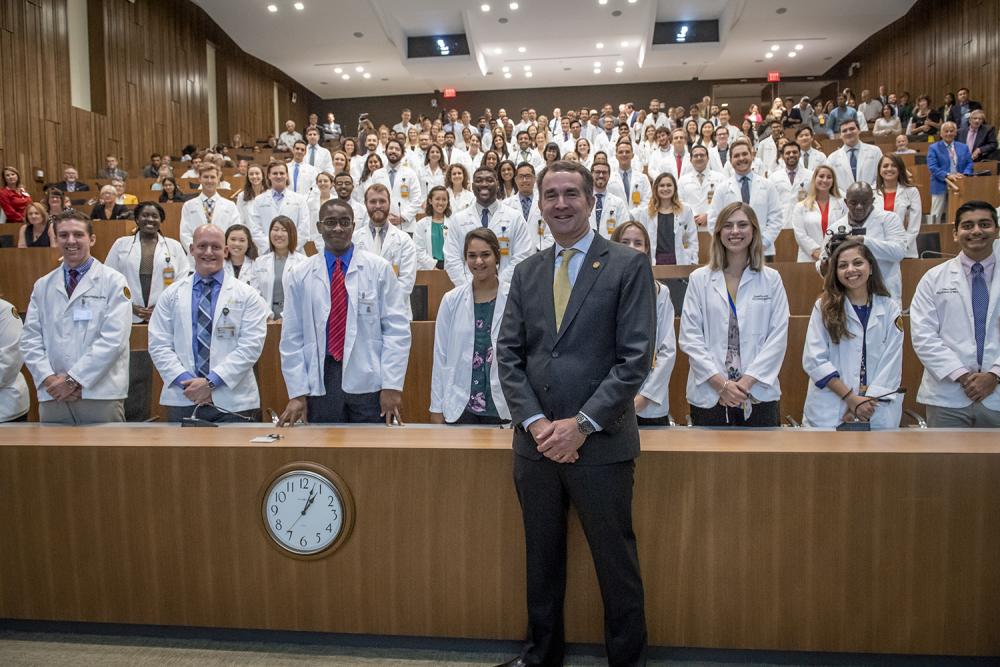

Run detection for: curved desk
[[0, 425, 997, 656]]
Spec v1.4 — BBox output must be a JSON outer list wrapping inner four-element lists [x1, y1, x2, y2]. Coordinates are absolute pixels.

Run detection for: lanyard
[[726, 287, 738, 320]]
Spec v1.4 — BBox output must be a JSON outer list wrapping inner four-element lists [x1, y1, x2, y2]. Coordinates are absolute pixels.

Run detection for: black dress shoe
[[494, 659, 528, 667]]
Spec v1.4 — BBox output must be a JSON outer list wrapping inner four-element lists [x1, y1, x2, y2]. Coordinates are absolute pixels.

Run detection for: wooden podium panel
[[0, 426, 997, 656]]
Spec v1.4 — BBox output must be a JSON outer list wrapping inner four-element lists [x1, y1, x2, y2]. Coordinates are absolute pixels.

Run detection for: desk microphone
[[181, 403, 255, 427], [919, 250, 957, 259], [836, 387, 907, 431]]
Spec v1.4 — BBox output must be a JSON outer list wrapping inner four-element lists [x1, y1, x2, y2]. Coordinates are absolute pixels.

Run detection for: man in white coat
[[589, 162, 629, 238], [148, 224, 269, 423], [826, 119, 882, 187], [352, 183, 418, 320], [678, 145, 726, 229], [371, 139, 423, 233], [707, 139, 785, 257], [767, 142, 813, 223], [503, 163, 550, 251], [444, 166, 533, 285], [180, 163, 244, 248], [250, 161, 313, 252], [20, 210, 132, 423], [303, 127, 334, 175], [278, 199, 411, 426], [286, 140, 320, 195], [910, 201, 1000, 427], [607, 140, 651, 211]]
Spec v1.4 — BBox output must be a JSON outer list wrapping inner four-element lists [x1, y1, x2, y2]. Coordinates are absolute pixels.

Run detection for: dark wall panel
[[826, 0, 998, 120], [1, 0, 321, 195]]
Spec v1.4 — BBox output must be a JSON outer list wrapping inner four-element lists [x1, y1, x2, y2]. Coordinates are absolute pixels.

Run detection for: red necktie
[[326, 258, 347, 360], [676, 155, 683, 176]]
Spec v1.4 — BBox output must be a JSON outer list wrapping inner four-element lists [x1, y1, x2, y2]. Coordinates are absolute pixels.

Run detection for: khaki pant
[[39, 399, 125, 424]]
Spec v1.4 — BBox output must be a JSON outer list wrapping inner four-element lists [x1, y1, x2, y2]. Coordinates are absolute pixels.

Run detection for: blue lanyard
[[726, 289, 738, 320]]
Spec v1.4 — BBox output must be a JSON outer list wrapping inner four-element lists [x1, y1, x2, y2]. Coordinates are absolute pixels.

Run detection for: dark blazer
[[90, 203, 133, 220], [948, 100, 982, 127], [498, 233, 655, 465], [46, 180, 91, 193], [958, 123, 998, 161]]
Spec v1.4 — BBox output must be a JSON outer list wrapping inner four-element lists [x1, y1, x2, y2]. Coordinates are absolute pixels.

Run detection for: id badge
[[215, 325, 237, 339], [73, 308, 92, 322]]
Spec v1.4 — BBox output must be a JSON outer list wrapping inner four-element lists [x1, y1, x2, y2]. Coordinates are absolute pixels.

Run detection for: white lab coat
[[875, 186, 922, 258], [637, 284, 677, 418], [802, 295, 903, 428], [678, 265, 790, 408], [417, 165, 447, 197], [677, 169, 727, 221], [910, 246, 1000, 409], [180, 194, 245, 249], [352, 223, 418, 320], [280, 249, 411, 398], [503, 194, 552, 251], [105, 234, 190, 323], [0, 299, 29, 421], [756, 137, 781, 175], [789, 197, 849, 261], [607, 169, 653, 213], [826, 211, 908, 300], [286, 160, 319, 195], [707, 173, 785, 255], [20, 260, 132, 401], [224, 257, 257, 288], [147, 273, 269, 411], [767, 165, 814, 225], [371, 165, 424, 232], [413, 217, 450, 270], [444, 203, 533, 285], [799, 147, 828, 171], [430, 282, 511, 422], [448, 188, 475, 214], [826, 141, 883, 187], [250, 189, 313, 252], [253, 251, 306, 317], [645, 148, 676, 181], [630, 206, 699, 265], [590, 192, 630, 239], [304, 144, 334, 175]]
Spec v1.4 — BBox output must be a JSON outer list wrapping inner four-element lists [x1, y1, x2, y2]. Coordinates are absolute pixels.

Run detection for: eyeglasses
[[318, 217, 354, 229]]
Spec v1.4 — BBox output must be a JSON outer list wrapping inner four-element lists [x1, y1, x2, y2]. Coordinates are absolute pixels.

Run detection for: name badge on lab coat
[[73, 307, 92, 322]]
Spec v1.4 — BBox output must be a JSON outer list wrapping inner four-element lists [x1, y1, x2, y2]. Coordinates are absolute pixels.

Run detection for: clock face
[[262, 469, 346, 556]]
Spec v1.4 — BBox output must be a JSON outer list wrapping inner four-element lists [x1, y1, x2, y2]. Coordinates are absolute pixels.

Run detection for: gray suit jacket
[[498, 233, 656, 465]]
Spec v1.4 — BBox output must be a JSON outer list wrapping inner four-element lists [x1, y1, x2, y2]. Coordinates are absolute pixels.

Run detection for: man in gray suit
[[496, 161, 656, 667]]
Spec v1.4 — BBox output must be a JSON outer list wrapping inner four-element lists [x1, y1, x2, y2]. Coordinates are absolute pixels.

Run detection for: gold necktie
[[553, 248, 579, 330]]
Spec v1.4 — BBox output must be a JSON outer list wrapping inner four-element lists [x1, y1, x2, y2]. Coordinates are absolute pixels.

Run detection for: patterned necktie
[[740, 176, 751, 204], [622, 170, 631, 195], [195, 277, 214, 378], [447, 147, 452, 163], [293, 163, 300, 191], [203, 196, 215, 223], [273, 190, 284, 206], [480, 207, 490, 228], [849, 148, 858, 181], [553, 248, 579, 331], [948, 143, 958, 172], [698, 172, 704, 185], [595, 193, 605, 225], [972, 262, 988, 367], [326, 258, 348, 361], [309, 145, 316, 166], [788, 170, 796, 184], [520, 196, 531, 221], [66, 268, 80, 297]]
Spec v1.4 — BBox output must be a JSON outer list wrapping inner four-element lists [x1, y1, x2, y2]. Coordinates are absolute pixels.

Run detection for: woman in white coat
[[254, 215, 306, 321], [233, 164, 266, 223], [0, 299, 29, 422], [679, 202, 790, 426], [874, 154, 923, 259], [413, 186, 451, 270], [790, 165, 848, 262], [630, 172, 698, 265], [105, 201, 190, 324], [307, 171, 337, 227], [418, 144, 447, 204], [223, 224, 258, 286], [610, 221, 676, 426], [446, 163, 475, 213], [429, 228, 510, 425], [802, 238, 903, 428]]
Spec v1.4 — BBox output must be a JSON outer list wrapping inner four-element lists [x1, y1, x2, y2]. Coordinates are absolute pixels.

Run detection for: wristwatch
[[65, 375, 80, 390], [206, 378, 218, 390], [575, 413, 596, 436]]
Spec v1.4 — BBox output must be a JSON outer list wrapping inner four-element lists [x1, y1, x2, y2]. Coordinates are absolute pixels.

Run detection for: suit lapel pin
[[592, 261, 601, 269]]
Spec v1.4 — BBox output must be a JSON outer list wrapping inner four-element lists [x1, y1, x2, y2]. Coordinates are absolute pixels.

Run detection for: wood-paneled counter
[[1, 426, 997, 656]]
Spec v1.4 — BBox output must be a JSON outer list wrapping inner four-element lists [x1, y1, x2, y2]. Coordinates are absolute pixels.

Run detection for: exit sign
[[442, 88, 457, 98], [767, 71, 781, 82]]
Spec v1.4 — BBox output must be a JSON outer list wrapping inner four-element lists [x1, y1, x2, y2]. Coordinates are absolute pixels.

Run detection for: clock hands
[[289, 486, 318, 530]]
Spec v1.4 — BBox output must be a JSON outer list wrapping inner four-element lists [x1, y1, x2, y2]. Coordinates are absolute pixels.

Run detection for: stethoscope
[[127, 230, 172, 265]]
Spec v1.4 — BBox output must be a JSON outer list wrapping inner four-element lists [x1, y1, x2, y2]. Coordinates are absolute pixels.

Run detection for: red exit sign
[[442, 88, 457, 98], [767, 71, 781, 82]]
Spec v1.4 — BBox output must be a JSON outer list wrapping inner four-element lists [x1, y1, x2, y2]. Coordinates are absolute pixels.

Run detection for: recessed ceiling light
[[598, 0, 608, 5], [615, 67, 623, 73], [363, 72, 371, 79], [596, 42, 604, 49], [620, 40, 629, 47], [502, 66, 509, 72], [616, 60, 624, 66], [480, 3, 490, 11], [770, 44, 780, 51], [504, 72, 512, 79], [517, 46, 526, 53], [293, 2, 304, 9], [594, 68, 602, 74], [788, 52, 796, 58], [341, 74, 350, 80], [494, 47, 503, 54], [509, 2, 519, 9], [334, 67, 343, 73], [525, 72, 533, 78], [523, 65, 531, 71], [593, 61, 601, 67], [266, 4, 277, 12], [795, 44, 804, 50], [355, 66, 364, 72], [764, 53, 773, 59], [628, 0, 637, 3]]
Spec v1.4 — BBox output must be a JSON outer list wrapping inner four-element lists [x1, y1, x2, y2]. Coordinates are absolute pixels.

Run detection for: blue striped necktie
[[195, 277, 214, 378]]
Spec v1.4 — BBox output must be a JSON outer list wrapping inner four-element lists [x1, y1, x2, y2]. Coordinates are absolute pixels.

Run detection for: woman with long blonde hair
[[629, 172, 697, 265], [789, 165, 847, 262]]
